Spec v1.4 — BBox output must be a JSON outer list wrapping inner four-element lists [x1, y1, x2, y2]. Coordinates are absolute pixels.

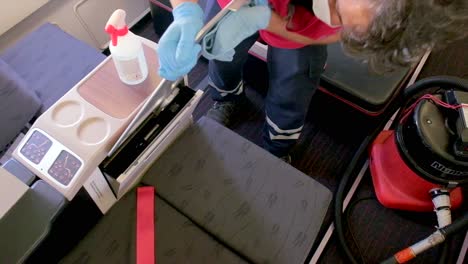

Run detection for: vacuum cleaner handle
[[381, 210, 468, 264], [109, 0, 249, 157]]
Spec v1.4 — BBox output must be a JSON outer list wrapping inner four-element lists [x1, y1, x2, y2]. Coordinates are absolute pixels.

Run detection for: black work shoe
[[280, 154, 292, 164], [206, 101, 240, 127]]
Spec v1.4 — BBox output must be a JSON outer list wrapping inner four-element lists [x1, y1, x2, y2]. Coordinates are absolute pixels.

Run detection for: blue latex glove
[[157, 2, 204, 81], [201, 6, 271, 62], [251, 0, 268, 6]]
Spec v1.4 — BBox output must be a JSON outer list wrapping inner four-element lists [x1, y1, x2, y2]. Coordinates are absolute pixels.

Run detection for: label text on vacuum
[[431, 161, 468, 176]]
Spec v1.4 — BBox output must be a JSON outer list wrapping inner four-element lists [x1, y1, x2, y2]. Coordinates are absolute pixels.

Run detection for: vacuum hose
[[333, 76, 468, 264], [380, 210, 468, 264]]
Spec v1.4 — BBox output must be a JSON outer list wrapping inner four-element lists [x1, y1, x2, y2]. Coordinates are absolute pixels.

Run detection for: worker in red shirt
[[156, 0, 468, 161]]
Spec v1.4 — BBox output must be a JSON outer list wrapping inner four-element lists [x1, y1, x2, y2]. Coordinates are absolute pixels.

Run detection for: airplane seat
[[0, 23, 105, 153], [319, 42, 414, 116], [245, 41, 415, 116], [61, 117, 333, 263], [0, 174, 67, 264]]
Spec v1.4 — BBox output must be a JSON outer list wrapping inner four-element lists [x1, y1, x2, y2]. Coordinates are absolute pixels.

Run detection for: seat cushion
[[0, 59, 41, 150], [0, 180, 66, 264], [142, 117, 333, 264], [60, 189, 247, 264], [0, 23, 106, 112], [320, 43, 411, 113]]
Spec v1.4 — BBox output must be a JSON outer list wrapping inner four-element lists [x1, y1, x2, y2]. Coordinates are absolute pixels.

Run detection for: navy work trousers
[[204, 2, 327, 157]]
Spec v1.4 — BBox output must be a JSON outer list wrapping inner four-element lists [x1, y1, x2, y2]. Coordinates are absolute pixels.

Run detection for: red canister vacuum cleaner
[[334, 76, 468, 264], [370, 89, 468, 212]]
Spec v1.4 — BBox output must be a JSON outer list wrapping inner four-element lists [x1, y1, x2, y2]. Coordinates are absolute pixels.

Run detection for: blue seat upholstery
[[0, 23, 106, 154], [2, 159, 35, 185], [1, 23, 106, 113]]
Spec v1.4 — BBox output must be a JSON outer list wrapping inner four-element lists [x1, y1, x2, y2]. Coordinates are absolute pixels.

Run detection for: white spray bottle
[[105, 9, 148, 85]]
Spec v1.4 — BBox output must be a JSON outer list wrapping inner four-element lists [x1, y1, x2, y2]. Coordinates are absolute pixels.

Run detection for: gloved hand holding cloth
[[157, 0, 271, 80], [157, 2, 204, 81], [201, 5, 271, 62]]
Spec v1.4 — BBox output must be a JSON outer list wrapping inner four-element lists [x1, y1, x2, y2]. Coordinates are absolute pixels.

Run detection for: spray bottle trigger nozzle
[[105, 25, 129, 46]]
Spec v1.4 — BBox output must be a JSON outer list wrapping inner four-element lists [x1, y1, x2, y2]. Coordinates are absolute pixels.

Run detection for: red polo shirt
[[217, 0, 341, 49]]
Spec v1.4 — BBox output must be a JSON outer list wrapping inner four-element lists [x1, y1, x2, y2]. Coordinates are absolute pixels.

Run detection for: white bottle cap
[[105, 9, 128, 46]]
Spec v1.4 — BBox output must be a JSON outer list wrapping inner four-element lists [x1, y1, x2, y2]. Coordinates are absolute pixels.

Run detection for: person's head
[[328, 0, 468, 72]]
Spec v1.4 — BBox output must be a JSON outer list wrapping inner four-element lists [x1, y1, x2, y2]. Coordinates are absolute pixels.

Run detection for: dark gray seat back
[[60, 117, 332, 263], [321, 43, 412, 114], [142, 117, 332, 263], [60, 190, 247, 264]]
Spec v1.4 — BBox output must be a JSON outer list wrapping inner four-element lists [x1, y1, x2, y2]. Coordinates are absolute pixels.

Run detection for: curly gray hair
[[341, 0, 468, 73]]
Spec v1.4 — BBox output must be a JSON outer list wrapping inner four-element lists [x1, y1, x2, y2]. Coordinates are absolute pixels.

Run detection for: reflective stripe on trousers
[[209, 79, 244, 97], [266, 115, 303, 140]]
